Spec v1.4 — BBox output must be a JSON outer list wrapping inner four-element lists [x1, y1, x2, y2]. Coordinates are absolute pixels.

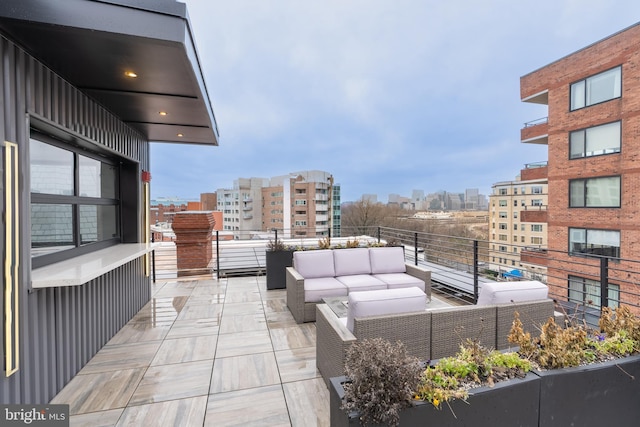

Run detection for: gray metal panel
[[1, 35, 152, 404]]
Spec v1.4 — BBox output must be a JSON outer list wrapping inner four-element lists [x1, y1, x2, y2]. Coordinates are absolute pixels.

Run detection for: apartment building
[[520, 22, 640, 310], [217, 178, 266, 233], [217, 170, 340, 238], [488, 164, 548, 281]]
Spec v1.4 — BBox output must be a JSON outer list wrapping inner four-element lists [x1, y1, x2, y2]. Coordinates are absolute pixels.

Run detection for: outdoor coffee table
[[322, 296, 349, 318]]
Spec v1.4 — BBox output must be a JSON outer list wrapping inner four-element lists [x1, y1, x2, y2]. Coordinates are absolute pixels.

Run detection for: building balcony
[[520, 247, 549, 267], [46, 226, 640, 425], [521, 206, 547, 223], [521, 117, 549, 144], [520, 162, 548, 181]]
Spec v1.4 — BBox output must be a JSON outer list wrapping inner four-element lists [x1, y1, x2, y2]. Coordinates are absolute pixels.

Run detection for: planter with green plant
[[330, 306, 640, 427]]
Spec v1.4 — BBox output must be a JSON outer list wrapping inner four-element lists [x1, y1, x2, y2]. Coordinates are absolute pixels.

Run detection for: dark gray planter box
[[266, 250, 294, 290], [537, 354, 640, 427], [330, 373, 540, 427]]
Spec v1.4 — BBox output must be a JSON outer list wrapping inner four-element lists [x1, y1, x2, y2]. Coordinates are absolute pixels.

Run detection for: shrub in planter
[[341, 338, 423, 427], [266, 239, 294, 290]]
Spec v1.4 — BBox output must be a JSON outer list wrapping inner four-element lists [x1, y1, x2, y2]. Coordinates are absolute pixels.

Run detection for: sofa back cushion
[[293, 250, 335, 278], [346, 287, 426, 332], [476, 280, 549, 306], [369, 247, 406, 274], [334, 248, 371, 276]]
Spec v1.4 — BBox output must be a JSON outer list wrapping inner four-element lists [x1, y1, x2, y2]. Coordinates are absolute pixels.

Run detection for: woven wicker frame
[[286, 262, 431, 324]]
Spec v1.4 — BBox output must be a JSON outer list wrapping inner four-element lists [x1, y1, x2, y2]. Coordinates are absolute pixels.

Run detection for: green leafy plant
[[415, 339, 530, 410], [342, 338, 423, 427]]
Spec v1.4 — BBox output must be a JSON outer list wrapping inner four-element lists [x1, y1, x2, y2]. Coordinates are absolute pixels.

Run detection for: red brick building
[[521, 23, 640, 311]]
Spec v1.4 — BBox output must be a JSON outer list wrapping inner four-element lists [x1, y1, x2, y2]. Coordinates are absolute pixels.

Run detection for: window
[[521, 224, 525, 231], [499, 223, 507, 230], [514, 188, 518, 195], [295, 200, 307, 206], [570, 176, 621, 207], [513, 247, 518, 253], [531, 224, 543, 232], [531, 237, 543, 245], [499, 188, 508, 195], [531, 199, 543, 206], [499, 212, 507, 218], [513, 200, 518, 207], [294, 220, 307, 226], [569, 276, 620, 309], [521, 236, 525, 243], [513, 224, 518, 230], [499, 246, 507, 252], [570, 121, 621, 159], [531, 186, 543, 194], [513, 212, 518, 218], [498, 234, 508, 241], [570, 66, 621, 110], [30, 134, 121, 267], [569, 228, 620, 258], [499, 200, 507, 207]]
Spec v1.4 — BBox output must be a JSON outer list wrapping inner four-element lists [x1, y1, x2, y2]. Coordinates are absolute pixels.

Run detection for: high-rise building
[[520, 22, 640, 310], [488, 164, 548, 280]]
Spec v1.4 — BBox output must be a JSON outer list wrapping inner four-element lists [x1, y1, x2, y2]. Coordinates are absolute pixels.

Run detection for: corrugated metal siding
[[1, 35, 151, 404]]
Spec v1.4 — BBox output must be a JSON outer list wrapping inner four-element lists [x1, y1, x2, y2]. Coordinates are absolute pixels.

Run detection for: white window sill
[[31, 243, 159, 288]]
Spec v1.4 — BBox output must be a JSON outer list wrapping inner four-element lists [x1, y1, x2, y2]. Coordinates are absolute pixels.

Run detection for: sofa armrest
[[316, 304, 357, 386], [405, 263, 431, 301], [286, 267, 306, 323]]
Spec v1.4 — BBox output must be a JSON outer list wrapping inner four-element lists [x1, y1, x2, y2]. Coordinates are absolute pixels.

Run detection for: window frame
[[569, 175, 621, 208], [30, 130, 123, 268], [569, 121, 621, 160], [570, 66, 622, 111], [568, 227, 620, 259]]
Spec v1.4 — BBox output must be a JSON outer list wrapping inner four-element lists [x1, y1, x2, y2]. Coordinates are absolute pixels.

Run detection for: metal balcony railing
[[150, 225, 640, 327]]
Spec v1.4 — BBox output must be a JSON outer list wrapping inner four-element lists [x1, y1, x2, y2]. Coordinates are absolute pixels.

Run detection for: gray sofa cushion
[[374, 272, 425, 292], [369, 246, 406, 274], [336, 274, 387, 293], [334, 248, 371, 276], [346, 287, 427, 332], [304, 277, 348, 303], [293, 250, 335, 279]]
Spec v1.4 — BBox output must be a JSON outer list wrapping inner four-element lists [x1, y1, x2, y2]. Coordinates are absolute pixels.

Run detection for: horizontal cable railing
[[150, 225, 640, 325]]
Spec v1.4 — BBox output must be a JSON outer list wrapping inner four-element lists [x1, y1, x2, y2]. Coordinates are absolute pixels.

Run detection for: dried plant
[[345, 238, 360, 248], [508, 307, 640, 370], [318, 236, 331, 249], [342, 338, 422, 427], [267, 238, 287, 251]]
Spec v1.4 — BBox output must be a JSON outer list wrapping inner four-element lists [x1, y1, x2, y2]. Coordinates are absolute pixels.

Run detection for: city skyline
[[150, 1, 640, 202]]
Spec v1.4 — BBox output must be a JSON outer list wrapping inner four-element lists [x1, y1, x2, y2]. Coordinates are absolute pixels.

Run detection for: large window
[[569, 228, 620, 258], [30, 133, 121, 267], [569, 276, 620, 310], [570, 176, 621, 207], [570, 66, 621, 110], [570, 121, 621, 159]]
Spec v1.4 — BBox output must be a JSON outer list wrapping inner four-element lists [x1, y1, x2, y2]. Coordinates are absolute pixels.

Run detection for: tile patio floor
[[51, 275, 329, 427]]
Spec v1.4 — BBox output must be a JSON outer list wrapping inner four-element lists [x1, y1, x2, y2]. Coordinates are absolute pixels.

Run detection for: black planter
[[537, 354, 640, 427], [330, 373, 540, 427], [266, 250, 294, 290]]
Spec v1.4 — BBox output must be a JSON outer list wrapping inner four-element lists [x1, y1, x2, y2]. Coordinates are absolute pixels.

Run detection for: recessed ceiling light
[[159, 111, 168, 116], [177, 133, 184, 137], [124, 71, 138, 78]]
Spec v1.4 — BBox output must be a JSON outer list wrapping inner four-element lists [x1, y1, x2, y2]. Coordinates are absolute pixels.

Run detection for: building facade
[[1, 0, 218, 404], [488, 164, 548, 280], [520, 22, 640, 310]]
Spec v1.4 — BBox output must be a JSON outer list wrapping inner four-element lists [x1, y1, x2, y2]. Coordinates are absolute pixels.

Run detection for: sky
[[150, 0, 640, 203]]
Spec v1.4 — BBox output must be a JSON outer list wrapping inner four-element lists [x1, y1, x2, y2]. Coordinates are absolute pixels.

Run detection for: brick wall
[[522, 23, 640, 307]]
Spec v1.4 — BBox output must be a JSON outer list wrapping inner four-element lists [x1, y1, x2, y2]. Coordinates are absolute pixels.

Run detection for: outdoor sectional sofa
[[285, 246, 431, 323], [315, 280, 555, 386]]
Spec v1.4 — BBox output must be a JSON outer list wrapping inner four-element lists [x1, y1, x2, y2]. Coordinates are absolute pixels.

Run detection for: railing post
[[377, 227, 381, 244], [414, 232, 418, 266], [151, 233, 156, 283], [216, 230, 220, 280], [473, 240, 479, 303], [274, 228, 278, 242], [600, 256, 609, 310]]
